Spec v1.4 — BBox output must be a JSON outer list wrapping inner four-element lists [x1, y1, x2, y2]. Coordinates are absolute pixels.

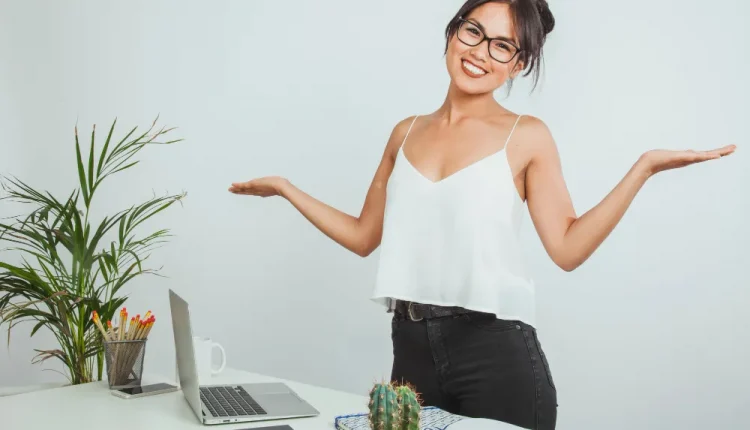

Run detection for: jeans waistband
[[392, 300, 487, 321]]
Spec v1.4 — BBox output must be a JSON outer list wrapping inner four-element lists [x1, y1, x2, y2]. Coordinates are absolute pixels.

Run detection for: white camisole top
[[371, 114, 537, 326]]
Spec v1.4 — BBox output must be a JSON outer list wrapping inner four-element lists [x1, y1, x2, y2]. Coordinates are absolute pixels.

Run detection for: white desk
[[0, 367, 368, 430]]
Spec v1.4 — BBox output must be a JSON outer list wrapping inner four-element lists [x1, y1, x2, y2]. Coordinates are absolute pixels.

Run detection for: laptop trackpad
[[242, 383, 313, 416], [259, 393, 306, 412]]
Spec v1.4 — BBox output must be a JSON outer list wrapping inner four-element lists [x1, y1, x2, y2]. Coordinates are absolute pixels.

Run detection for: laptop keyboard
[[200, 386, 267, 417]]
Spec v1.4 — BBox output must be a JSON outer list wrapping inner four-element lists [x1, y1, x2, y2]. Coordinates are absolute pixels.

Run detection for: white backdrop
[[1, 1, 748, 429]]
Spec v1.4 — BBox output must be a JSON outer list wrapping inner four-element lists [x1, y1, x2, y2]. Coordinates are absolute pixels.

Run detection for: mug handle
[[211, 342, 226, 375]]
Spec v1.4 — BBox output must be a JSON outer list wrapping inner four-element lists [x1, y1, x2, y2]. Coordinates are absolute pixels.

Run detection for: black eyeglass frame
[[455, 17, 522, 64]]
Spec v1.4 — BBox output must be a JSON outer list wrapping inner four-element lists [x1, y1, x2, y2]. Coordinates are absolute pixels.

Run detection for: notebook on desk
[[334, 406, 465, 430], [334, 406, 526, 430]]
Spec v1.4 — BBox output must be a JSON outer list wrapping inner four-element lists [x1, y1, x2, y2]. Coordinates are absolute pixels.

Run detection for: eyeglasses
[[455, 18, 521, 64]]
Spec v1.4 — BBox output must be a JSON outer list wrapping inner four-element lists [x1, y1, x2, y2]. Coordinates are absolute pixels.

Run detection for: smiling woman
[[228, 0, 736, 429], [444, 0, 554, 93]]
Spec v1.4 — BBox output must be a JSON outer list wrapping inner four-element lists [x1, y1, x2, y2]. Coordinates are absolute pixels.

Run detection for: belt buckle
[[407, 302, 423, 322]]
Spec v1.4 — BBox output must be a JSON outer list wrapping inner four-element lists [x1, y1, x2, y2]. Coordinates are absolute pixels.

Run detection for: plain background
[[1, 0, 748, 428]]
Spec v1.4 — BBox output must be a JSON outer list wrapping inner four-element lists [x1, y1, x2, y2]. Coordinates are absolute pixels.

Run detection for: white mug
[[193, 336, 226, 382]]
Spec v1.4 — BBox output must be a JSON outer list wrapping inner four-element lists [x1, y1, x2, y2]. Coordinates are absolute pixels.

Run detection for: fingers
[[681, 150, 708, 161], [683, 145, 736, 163], [713, 144, 737, 156], [701, 145, 736, 156], [697, 151, 721, 160], [228, 181, 268, 197], [229, 181, 253, 192], [699, 146, 735, 161], [228, 187, 251, 194], [228, 189, 257, 196]]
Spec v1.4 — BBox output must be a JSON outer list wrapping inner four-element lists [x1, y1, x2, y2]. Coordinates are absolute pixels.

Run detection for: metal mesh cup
[[103, 339, 147, 389]]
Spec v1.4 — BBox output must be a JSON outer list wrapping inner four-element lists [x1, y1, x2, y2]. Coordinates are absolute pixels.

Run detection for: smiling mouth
[[461, 59, 488, 76]]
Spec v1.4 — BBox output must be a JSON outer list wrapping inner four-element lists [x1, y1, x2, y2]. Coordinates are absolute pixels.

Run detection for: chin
[[452, 75, 493, 95]]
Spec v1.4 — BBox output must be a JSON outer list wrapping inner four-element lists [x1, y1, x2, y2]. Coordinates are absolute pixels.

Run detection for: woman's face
[[445, 2, 524, 95]]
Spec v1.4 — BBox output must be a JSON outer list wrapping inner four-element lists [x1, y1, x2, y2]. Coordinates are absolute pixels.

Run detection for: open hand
[[640, 144, 736, 176], [228, 176, 289, 197]]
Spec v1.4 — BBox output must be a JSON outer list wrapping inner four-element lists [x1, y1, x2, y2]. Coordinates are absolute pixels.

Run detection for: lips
[[461, 58, 488, 77]]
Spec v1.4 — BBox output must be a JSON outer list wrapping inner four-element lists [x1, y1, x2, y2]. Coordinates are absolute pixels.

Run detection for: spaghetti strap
[[401, 115, 419, 148], [504, 114, 523, 146]]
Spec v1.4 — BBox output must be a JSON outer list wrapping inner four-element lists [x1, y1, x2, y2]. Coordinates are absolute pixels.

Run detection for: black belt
[[392, 300, 477, 321]]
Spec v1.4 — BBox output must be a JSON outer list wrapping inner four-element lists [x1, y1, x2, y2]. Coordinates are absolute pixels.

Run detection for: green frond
[[0, 116, 184, 384]]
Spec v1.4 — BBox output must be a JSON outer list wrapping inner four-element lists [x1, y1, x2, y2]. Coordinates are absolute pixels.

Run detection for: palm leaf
[[87, 124, 96, 191], [29, 320, 48, 337], [74, 127, 90, 207], [0, 116, 183, 384], [32, 348, 71, 369]]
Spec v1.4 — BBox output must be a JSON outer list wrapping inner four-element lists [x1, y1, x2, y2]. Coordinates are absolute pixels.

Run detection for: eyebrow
[[467, 18, 519, 46]]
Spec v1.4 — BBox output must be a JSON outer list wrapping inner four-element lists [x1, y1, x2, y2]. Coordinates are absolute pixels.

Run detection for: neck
[[436, 81, 499, 124]]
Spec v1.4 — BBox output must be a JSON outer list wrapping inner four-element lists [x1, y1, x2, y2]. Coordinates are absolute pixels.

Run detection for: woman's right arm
[[229, 116, 416, 257]]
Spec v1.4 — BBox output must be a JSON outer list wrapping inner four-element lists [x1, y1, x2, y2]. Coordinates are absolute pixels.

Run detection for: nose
[[468, 41, 489, 63]]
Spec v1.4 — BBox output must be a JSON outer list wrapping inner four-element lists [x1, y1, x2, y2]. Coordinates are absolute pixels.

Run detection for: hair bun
[[535, 0, 555, 35]]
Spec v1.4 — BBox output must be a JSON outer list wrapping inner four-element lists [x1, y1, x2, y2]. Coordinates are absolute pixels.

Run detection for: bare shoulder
[[516, 115, 554, 145], [383, 115, 419, 158], [393, 115, 419, 137], [513, 114, 559, 161]]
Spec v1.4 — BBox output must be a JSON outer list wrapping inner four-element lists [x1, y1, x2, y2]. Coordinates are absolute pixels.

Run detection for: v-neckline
[[397, 144, 509, 185]]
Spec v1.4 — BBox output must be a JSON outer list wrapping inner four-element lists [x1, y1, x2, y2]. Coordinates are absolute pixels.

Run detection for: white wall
[[1, 0, 748, 428]]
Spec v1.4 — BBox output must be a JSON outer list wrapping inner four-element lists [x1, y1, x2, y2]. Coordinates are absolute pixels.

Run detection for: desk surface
[[0, 368, 367, 430]]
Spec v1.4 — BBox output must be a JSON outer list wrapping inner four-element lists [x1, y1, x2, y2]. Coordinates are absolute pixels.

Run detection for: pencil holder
[[103, 339, 147, 389]]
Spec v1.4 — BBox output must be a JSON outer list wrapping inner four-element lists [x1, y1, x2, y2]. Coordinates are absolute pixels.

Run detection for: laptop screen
[[169, 289, 203, 420]]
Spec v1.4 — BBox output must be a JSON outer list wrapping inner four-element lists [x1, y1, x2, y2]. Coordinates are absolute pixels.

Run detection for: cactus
[[396, 384, 421, 430], [368, 381, 422, 430], [368, 382, 400, 430]]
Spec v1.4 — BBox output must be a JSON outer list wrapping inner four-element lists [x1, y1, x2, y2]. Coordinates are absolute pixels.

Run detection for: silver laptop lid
[[169, 289, 203, 421]]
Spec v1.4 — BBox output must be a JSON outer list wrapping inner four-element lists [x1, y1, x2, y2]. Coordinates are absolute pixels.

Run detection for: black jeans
[[390, 309, 557, 429]]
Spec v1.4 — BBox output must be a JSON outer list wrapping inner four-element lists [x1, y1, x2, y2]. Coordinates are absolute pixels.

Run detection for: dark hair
[[444, 0, 555, 92]]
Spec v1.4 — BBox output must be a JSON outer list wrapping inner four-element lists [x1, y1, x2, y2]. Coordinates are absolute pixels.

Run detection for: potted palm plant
[[0, 116, 185, 385]]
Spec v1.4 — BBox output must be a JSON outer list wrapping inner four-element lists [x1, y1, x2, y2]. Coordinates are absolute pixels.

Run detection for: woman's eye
[[493, 41, 511, 52]]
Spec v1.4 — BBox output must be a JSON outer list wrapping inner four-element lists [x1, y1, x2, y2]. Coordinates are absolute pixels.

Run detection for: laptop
[[168, 289, 320, 425]]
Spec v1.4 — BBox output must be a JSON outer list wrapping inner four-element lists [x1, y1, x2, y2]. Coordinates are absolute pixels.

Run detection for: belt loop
[[407, 302, 423, 322]]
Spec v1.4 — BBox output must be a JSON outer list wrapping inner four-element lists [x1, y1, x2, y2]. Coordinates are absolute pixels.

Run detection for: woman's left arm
[[523, 117, 736, 272]]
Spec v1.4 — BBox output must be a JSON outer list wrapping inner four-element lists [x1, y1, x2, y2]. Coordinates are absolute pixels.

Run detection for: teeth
[[463, 60, 486, 75]]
